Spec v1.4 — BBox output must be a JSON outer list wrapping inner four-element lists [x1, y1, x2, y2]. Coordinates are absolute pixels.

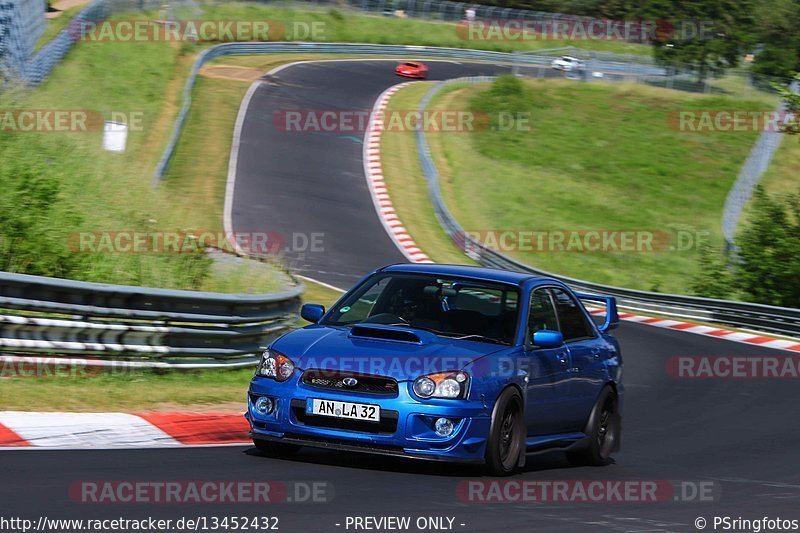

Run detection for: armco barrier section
[[0, 271, 302, 367], [415, 77, 800, 338]]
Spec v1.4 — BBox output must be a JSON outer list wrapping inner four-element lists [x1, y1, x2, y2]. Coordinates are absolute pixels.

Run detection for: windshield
[[321, 273, 520, 345]]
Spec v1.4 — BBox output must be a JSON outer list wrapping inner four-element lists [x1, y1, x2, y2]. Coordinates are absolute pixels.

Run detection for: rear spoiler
[[575, 293, 619, 332]]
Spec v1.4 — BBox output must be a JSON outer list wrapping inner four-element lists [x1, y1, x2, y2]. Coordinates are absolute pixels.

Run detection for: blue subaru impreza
[[247, 263, 623, 475]]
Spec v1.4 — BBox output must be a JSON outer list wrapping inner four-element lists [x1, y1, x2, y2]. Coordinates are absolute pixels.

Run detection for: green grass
[[758, 134, 800, 199], [0, 367, 254, 412], [1, 17, 291, 292], [386, 78, 770, 294], [7, 0, 652, 292], [193, 2, 649, 55]]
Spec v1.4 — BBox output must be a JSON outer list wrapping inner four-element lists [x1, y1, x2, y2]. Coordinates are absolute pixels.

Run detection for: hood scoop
[[349, 324, 423, 344]]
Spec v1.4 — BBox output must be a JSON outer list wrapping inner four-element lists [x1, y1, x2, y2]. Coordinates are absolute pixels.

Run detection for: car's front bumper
[[395, 71, 427, 78], [247, 375, 491, 464]]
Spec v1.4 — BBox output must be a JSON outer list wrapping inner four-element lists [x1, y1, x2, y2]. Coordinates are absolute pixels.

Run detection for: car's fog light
[[255, 396, 274, 414], [435, 417, 455, 437]]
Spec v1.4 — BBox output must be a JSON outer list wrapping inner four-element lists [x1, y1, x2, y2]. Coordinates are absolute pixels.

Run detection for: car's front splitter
[[249, 431, 485, 464]]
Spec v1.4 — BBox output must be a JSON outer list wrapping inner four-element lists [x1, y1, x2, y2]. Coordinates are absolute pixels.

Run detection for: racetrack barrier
[[0, 271, 302, 368]]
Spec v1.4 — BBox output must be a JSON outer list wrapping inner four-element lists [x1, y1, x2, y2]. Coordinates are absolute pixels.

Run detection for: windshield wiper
[[386, 323, 509, 345], [451, 334, 509, 345], [352, 321, 509, 345]]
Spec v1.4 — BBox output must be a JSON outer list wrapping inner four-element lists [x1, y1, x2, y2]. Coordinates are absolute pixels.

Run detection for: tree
[[773, 72, 800, 135], [752, 0, 800, 78], [639, 0, 757, 81], [733, 187, 800, 308]]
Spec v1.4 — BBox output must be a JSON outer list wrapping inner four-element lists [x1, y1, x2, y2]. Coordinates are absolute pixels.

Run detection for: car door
[[549, 287, 608, 429], [522, 288, 575, 436]]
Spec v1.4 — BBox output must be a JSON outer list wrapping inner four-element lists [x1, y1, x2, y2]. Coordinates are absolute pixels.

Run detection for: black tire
[[253, 439, 301, 457], [484, 387, 524, 476], [567, 386, 620, 467]]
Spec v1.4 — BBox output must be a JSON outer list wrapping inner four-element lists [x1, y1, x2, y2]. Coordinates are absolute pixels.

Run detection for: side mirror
[[532, 329, 564, 349], [300, 303, 325, 324]]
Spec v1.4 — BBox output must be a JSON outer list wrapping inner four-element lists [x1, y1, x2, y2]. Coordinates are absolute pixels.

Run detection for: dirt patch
[[200, 65, 266, 82], [46, 0, 92, 18]]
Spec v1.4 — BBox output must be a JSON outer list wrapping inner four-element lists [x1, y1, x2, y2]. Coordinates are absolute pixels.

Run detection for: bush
[[690, 242, 733, 299], [0, 139, 88, 278], [734, 187, 800, 307]]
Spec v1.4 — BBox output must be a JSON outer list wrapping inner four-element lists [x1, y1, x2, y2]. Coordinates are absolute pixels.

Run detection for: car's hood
[[271, 324, 512, 381]]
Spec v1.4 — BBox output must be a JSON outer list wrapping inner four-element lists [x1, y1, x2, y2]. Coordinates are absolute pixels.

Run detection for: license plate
[[306, 398, 380, 422]]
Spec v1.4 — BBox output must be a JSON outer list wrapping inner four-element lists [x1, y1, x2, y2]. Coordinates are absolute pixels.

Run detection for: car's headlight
[[257, 349, 295, 382], [413, 371, 469, 399]]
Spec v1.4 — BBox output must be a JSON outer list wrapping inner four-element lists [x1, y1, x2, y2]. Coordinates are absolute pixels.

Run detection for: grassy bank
[[381, 78, 772, 294], [195, 2, 648, 55], [5, 0, 652, 292], [758, 135, 800, 198]]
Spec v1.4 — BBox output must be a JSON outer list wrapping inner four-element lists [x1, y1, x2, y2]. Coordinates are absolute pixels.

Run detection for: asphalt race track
[[3, 324, 799, 531], [2, 60, 799, 532], [230, 60, 513, 287]]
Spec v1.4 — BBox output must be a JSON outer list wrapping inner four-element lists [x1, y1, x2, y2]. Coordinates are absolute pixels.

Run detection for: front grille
[[301, 369, 399, 396], [291, 399, 398, 435]]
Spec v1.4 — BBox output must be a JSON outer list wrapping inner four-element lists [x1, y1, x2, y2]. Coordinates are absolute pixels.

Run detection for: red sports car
[[395, 61, 428, 79]]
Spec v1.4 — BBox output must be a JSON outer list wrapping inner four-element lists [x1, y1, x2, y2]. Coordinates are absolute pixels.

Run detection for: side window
[[527, 289, 558, 338], [452, 287, 517, 317], [331, 277, 390, 323], [549, 287, 594, 341]]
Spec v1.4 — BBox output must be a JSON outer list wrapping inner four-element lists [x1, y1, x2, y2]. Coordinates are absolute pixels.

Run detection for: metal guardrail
[[415, 77, 800, 338], [721, 79, 800, 247], [0, 271, 303, 367]]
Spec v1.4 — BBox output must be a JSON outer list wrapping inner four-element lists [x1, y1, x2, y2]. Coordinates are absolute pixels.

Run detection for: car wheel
[[567, 386, 619, 466], [484, 387, 524, 476], [253, 439, 301, 457]]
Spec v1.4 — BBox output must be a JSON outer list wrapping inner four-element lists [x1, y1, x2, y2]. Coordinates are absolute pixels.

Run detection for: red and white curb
[[363, 82, 432, 264], [587, 309, 800, 352], [0, 412, 249, 449]]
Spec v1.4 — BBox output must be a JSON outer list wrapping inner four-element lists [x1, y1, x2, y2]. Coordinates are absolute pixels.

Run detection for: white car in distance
[[551, 56, 586, 71]]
